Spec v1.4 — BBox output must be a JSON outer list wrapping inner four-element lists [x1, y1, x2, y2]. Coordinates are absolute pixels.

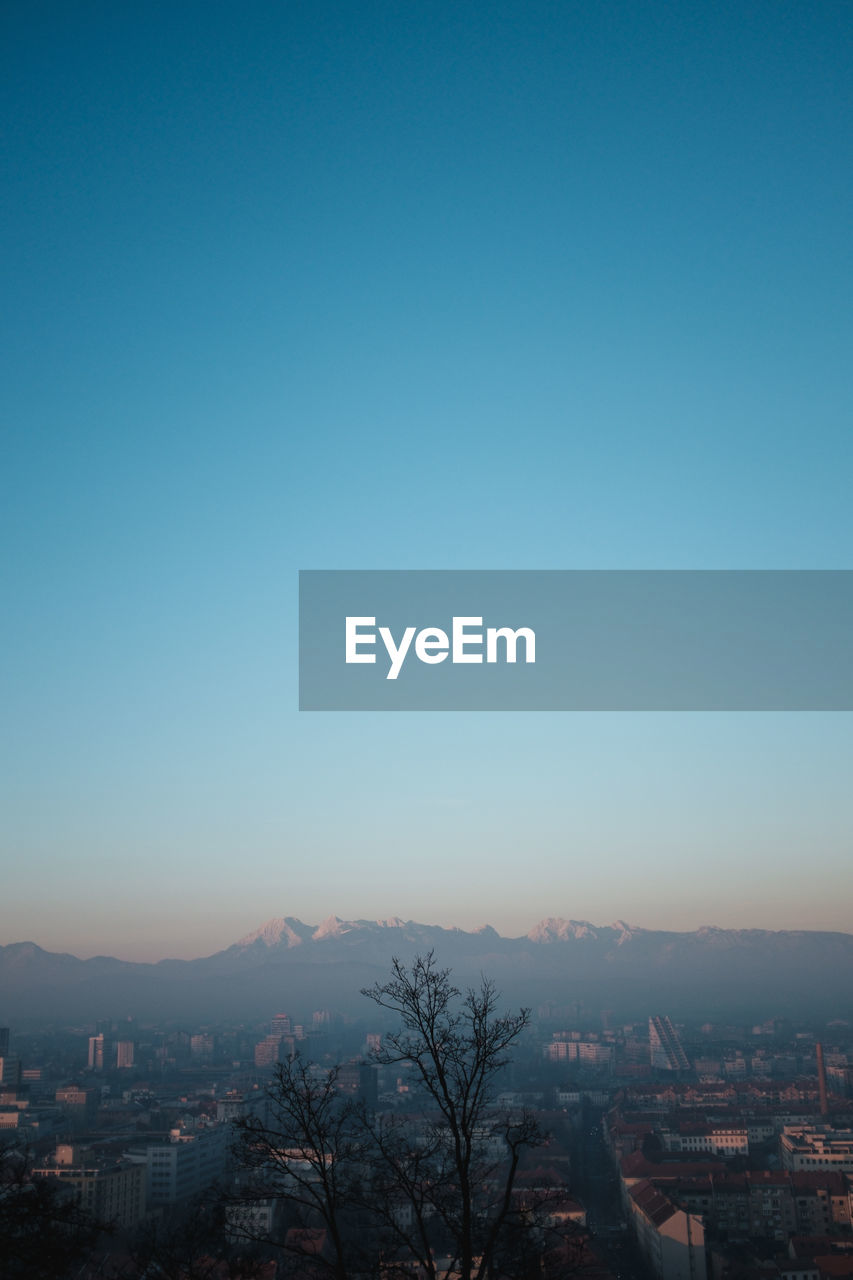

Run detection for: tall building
[[336, 1061, 379, 1110], [649, 1016, 690, 1072], [0, 1027, 12, 1090], [0, 1055, 21, 1089], [88, 1034, 108, 1071], [254, 1035, 285, 1068], [115, 1040, 135, 1069], [271, 1013, 292, 1037]]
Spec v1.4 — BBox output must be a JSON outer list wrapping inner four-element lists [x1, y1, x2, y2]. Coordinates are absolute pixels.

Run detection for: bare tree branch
[[229, 954, 584, 1280]]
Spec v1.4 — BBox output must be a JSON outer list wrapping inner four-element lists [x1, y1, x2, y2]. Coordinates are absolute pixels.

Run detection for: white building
[[127, 1124, 230, 1205], [545, 1038, 614, 1070], [628, 1179, 706, 1280], [780, 1125, 853, 1173], [661, 1125, 749, 1157]]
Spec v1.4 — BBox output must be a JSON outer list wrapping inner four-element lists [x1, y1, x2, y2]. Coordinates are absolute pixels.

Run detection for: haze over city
[[3, 1, 852, 963]]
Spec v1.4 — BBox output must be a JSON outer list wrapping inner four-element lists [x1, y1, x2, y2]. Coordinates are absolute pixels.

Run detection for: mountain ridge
[[2, 917, 852, 1023], [4, 914, 853, 964]]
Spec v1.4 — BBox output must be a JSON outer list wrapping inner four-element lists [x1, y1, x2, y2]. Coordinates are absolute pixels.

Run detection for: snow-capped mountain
[[1, 916, 851, 1022]]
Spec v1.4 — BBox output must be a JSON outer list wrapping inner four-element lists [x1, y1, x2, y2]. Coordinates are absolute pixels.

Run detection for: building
[[649, 1017, 691, 1073], [335, 1061, 379, 1110], [254, 1035, 286, 1069], [0, 1100, 66, 1140], [0, 1055, 22, 1089], [780, 1125, 853, 1173], [745, 1170, 797, 1239], [34, 1148, 146, 1228], [127, 1125, 230, 1206], [791, 1171, 851, 1233], [628, 1178, 707, 1280], [190, 1033, 214, 1058], [660, 1123, 749, 1158], [88, 1034, 108, 1072], [225, 1197, 278, 1242], [55, 1084, 99, 1130], [115, 1040, 135, 1069], [545, 1037, 615, 1070], [0, 1100, 27, 1129]]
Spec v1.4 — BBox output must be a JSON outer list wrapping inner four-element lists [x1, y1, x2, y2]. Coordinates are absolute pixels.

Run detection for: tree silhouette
[[232, 953, 589, 1279], [124, 1194, 271, 1280], [0, 1141, 107, 1280], [361, 951, 545, 1280], [232, 1056, 372, 1280]]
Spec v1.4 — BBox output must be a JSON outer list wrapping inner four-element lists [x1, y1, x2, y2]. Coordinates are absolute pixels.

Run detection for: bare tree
[[361, 951, 546, 1280], [230, 953, 587, 1280], [0, 1140, 107, 1280], [123, 1195, 270, 1280], [231, 1056, 372, 1280]]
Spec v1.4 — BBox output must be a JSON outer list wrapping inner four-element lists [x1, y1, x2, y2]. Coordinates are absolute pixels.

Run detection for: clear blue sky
[[2, 1, 852, 960]]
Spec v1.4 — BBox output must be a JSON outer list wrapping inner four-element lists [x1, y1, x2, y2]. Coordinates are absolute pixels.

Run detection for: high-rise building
[[254, 1035, 286, 1068], [116, 1040, 135, 1069], [649, 1016, 690, 1072], [88, 1035, 107, 1071], [335, 1061, 379, 1111], [190, 1033, 215, 1058], [0, 1028, 10, 1057], [271, 1013, 292, 1037], [0, 1055, 22, 1089]]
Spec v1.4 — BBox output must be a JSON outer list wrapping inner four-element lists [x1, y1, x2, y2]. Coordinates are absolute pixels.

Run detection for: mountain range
[[2, 916, 852, 1023]]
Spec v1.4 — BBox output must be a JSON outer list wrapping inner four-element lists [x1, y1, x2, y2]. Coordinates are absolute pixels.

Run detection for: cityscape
[[4, 1, 852, 1277], [3, 920, 853, 1278]]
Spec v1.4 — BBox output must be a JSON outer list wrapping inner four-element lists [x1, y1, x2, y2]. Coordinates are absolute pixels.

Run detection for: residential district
[[2, 1004, 853, 1279]]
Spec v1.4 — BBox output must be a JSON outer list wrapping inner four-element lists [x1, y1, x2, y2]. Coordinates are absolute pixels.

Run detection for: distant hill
[[1, 916, 852, 1024]]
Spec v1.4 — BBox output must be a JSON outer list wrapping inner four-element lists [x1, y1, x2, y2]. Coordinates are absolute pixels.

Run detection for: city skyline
[[2, 2, 852, 963]]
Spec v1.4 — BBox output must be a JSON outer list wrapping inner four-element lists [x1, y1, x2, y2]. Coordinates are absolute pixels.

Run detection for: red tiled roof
[[630, 1178, 678, 1228], [791, 1171, 848, 1194], [621, 1149, 726, 1180]]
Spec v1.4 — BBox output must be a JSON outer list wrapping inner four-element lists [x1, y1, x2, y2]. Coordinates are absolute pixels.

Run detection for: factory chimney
[[816, 1041, 829, 1117]]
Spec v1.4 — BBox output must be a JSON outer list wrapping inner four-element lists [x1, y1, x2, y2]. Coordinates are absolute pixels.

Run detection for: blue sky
[[2, 1, 852, 959]]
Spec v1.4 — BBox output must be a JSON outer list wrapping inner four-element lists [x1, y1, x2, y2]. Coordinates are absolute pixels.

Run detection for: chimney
[[816, 1041, 829, 1117]]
